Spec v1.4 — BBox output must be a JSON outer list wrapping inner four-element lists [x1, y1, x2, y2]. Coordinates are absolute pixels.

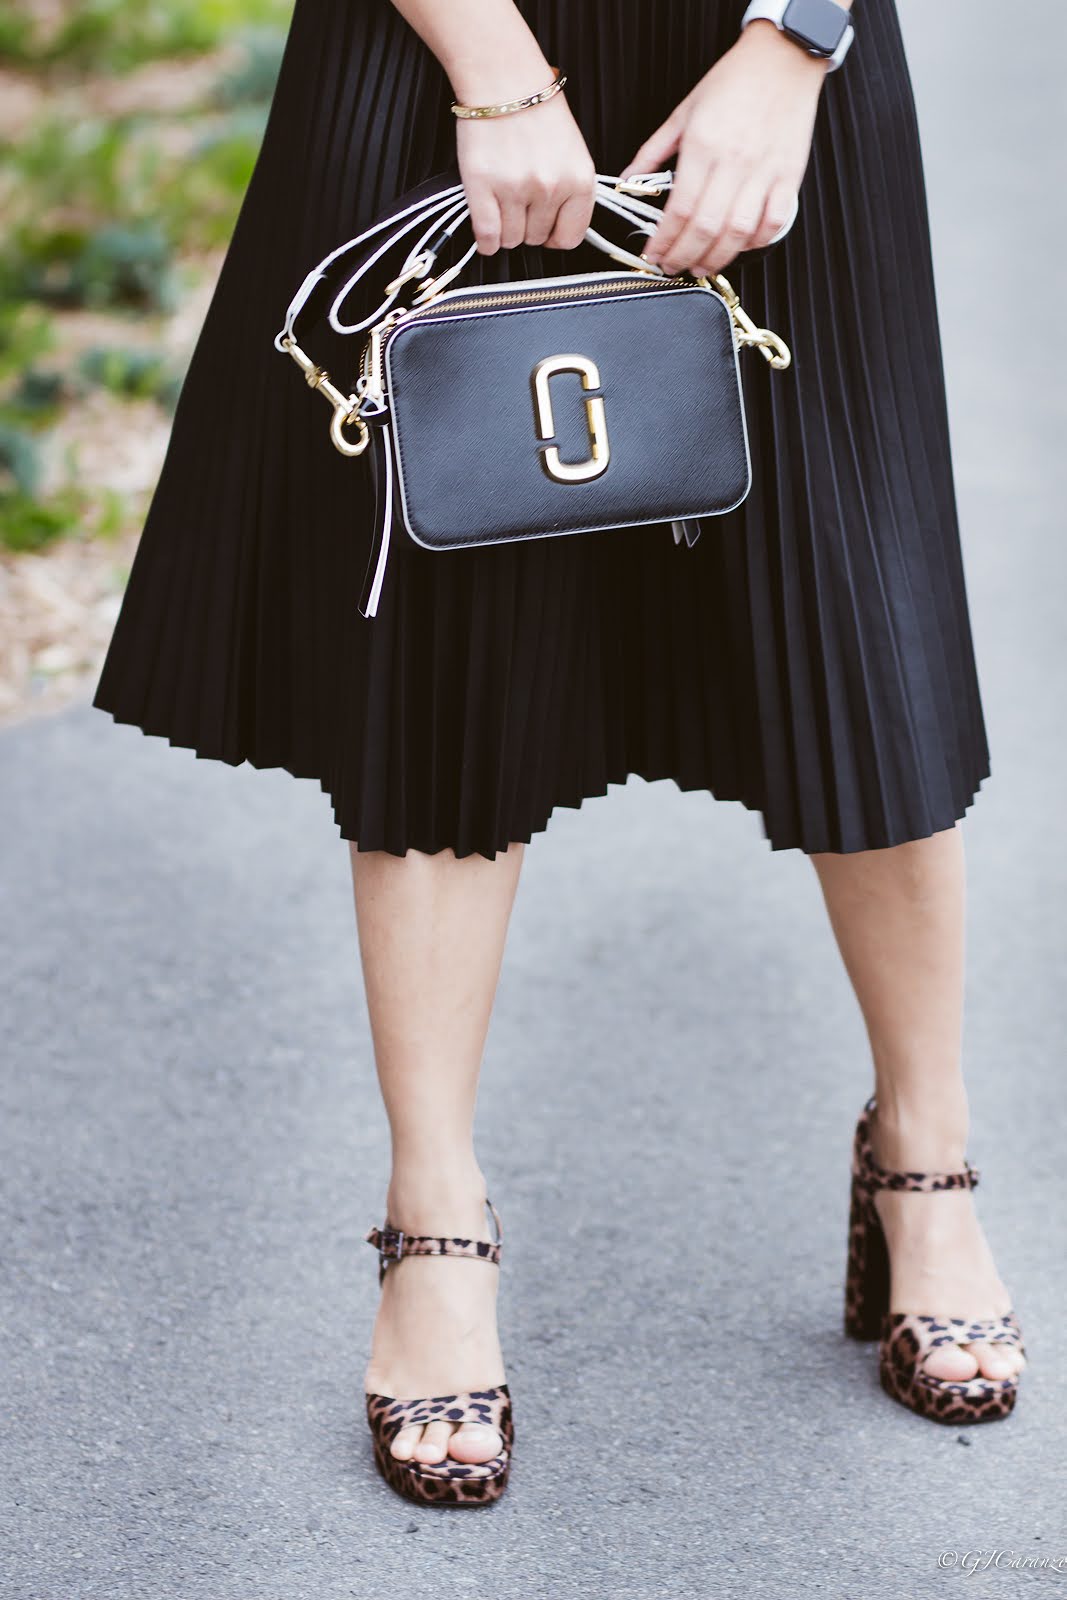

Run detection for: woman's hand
[[386, 2, 597, 253], [621, 22, 829, 277], [455, 92, 598, 255]]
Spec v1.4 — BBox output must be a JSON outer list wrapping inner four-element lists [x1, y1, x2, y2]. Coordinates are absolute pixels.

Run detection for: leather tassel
[[672, 518, 703, 548], [358, 415, 394, 618]]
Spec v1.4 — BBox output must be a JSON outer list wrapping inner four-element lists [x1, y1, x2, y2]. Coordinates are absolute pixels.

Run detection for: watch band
[[740, 0, 854, 72]]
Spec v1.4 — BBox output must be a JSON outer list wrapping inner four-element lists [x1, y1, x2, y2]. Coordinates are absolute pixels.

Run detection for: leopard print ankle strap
[[852, 1095, 980, 1195], [365, 1197, 503, 1284]]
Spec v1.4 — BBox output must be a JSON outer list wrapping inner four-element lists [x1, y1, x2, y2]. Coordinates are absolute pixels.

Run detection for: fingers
[[526, 167, 596, 248], [497, 185, 529, 252], [472, 153, 785, 269], [522, 173, 562, 247], [544, 186, 596, 250], [750, 176, 797, 252], [619, 109, 684, 182], [456, 100, 596, 258], [639, 132, 707, 270], [647, 158, 795, 277], [687, 171, 766, 277], [465, 177, 502, 256], [662, 159, 746, 276], [467, 173, 596, 255]]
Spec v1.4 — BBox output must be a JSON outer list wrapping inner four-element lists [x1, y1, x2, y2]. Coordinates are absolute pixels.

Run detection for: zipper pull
[[363, 310, 402, 400]]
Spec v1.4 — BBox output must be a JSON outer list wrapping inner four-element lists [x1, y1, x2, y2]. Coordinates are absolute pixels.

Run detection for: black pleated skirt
[[92, 0, 991, 858]]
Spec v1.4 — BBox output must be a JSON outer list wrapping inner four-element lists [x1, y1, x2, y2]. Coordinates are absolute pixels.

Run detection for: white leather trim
[[276, 172, 782, 353], [361, 428, 395, 619]]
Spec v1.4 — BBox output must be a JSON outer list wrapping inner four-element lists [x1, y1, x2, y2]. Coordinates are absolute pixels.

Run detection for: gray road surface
[[3, 3, 1065, 1596]]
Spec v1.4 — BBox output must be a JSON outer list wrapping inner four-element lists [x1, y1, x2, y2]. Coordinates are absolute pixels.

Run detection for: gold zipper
[[281, 265, 787, 463], [331, 266, 789, 436], [405, 272, 692, 317], [365, 273, 693, 393]]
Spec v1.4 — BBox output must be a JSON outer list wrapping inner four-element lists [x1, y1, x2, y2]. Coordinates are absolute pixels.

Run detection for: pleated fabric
[[92, 0, 990, 858]]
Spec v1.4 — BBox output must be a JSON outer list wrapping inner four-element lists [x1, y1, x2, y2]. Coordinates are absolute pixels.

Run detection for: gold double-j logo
[[530, 353, 610, 484]]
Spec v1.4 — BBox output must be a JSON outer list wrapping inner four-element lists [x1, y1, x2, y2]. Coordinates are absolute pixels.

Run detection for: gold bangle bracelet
[[450, 66, 567, 120]]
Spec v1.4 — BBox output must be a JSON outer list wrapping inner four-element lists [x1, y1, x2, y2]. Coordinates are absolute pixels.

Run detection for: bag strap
[[274, 170, 793, 464], [274, 170, 677, 352], [274, 169, 797, 353]]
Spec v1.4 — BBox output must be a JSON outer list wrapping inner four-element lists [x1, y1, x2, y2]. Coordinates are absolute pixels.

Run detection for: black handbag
[[275, 169, 793, 617]]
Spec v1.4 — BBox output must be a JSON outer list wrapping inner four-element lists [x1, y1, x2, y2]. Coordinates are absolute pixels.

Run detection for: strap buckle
[[376, 1224, 406, 1271], [384, 250, 434, 297], [613, 173, 668, 197]]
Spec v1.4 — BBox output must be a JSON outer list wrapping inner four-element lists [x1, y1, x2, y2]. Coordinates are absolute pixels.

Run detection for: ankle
[[385, 1160, 491, 1235], [869, 1078, 970, 1171]]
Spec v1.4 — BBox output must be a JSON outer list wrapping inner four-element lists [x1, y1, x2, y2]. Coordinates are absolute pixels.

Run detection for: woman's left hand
[[620, 21, 830, 278]]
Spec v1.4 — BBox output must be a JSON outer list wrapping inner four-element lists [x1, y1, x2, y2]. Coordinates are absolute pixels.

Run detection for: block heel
[[844, 1176, 890, 1341]]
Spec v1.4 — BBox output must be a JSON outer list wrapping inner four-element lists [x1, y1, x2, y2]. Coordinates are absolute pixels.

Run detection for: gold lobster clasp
[[280, 334, 370, 456], [704, 273, 792, 371]]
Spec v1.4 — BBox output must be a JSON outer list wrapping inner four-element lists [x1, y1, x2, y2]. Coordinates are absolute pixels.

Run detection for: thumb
[[618, 113, 683, 180]]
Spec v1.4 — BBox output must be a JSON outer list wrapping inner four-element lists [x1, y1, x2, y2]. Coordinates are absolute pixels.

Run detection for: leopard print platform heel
[[363, 1198, 513, 1506], [845, 1095, 1025, 1424]]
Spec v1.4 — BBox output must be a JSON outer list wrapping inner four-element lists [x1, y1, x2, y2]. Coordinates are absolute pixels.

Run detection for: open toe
[[448, 1422, 505, 1464], [411, 1420, 456, 1464], [389, 1423, 424, 1461], [965, 1341, 1026, 1382], [921, 1344, 979, 1383], [845, 1096, 1026, 1425], [363, 1199, 514, 1505]]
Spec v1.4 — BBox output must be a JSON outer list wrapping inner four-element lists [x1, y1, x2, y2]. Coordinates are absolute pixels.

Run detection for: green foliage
[[157, 106, 268, 247], [3, 100, 270, 277], [0, 472, 132, 553], [0, 418, 74, 551], [0, 490, 77, 552], [7, 114, 130, 214], [79, 345, 181, 409], [212, 27, 286, 106], [1, 0, 293, 71], [0, 10, 33, 60], [7, 369, 68, 425], [93, 486, 130, 541], [9, 224, 176, 312], [0, 422, 41, 498], [0, 425, 85, 555], [1, 113, 177, 307], [0, 303, 55, 384], [0, 0, 290, 559]]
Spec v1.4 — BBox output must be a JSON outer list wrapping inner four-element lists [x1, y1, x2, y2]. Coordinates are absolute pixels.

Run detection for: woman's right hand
[[454, 92, 597, 255]]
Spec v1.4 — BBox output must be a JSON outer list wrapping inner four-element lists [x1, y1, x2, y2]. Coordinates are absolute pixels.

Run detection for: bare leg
[[811, 823, 1024, 1383], [351, 840, 525, 1464]]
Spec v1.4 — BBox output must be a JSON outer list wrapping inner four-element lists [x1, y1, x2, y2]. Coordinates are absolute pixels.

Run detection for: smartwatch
[[740, 0, 855, 72]]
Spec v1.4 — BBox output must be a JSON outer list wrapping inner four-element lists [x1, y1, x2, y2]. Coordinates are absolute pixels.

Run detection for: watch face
[[782, 0, 849, 55]]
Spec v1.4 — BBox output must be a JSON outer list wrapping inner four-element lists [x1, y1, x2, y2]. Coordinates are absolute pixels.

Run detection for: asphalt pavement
[[3, 3, 1065, 1596]]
